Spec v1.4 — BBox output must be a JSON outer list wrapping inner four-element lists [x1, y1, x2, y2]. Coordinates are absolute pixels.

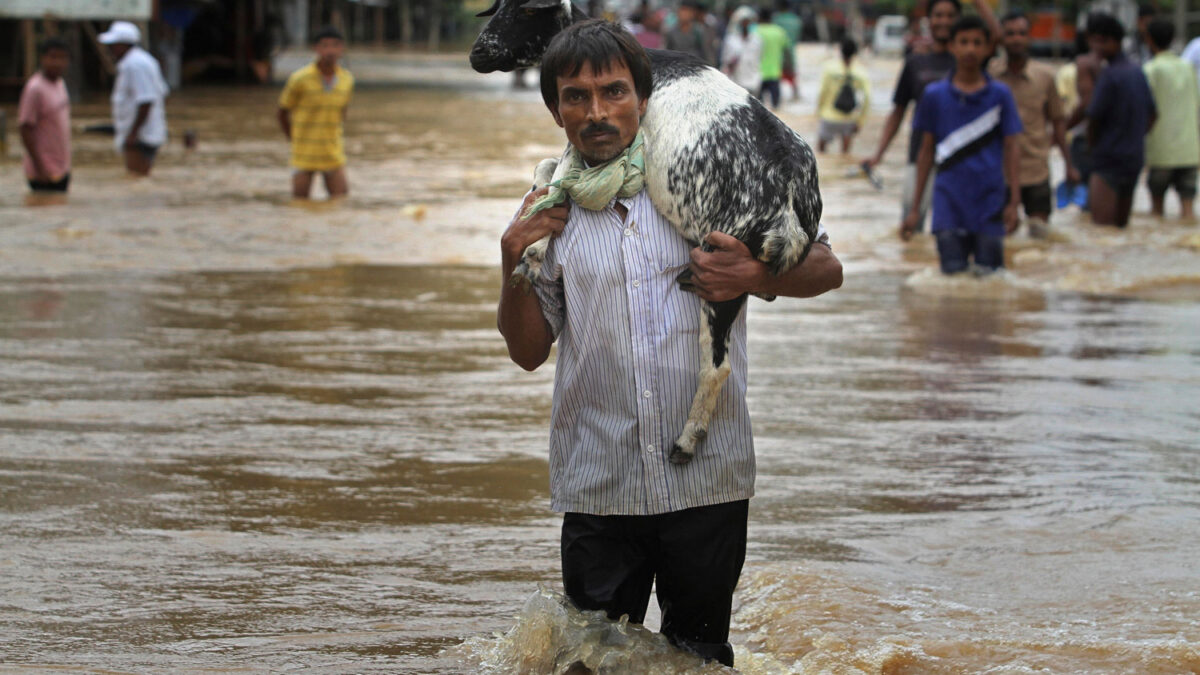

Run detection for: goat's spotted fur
[[475, 3, 822, 463]]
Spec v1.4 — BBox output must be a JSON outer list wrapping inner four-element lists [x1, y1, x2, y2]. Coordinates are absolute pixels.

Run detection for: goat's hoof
[[668, 444, 693, 465], [509, 261, 538, 289]]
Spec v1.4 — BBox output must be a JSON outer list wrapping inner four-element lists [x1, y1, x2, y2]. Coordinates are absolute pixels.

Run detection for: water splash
[[902, 267, 1045, 301], [451, 587, 735, 674]]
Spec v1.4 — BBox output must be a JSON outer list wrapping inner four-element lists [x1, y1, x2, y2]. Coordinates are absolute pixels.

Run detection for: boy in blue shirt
[[901, 15, 1023, 275]]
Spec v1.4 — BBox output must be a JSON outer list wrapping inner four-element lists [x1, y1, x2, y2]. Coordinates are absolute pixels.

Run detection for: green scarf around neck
[[523, 130, 646, 218]]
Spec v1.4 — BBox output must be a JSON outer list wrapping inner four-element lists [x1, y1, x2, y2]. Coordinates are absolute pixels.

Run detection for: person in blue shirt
[[1085, 12, 1157, 228], [901, 15, 1023, 275]]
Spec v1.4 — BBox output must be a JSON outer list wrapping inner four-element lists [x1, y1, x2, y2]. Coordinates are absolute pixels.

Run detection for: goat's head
[[470, 0, 579, 73]]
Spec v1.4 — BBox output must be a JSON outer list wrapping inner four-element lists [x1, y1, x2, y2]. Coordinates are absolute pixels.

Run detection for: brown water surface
[[1, 49, 1198, 673]]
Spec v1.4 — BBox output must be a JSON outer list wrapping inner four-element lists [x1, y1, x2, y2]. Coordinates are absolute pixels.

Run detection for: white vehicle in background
[[873, 15, 907, 55]]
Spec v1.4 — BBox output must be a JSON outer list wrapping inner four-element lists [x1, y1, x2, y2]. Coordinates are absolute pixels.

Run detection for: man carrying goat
[[497, 20, 841, 667]]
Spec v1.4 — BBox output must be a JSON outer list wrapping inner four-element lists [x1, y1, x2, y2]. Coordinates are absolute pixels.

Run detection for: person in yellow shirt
[[816, 38, 870, 154], [277, 27, 354, 199]]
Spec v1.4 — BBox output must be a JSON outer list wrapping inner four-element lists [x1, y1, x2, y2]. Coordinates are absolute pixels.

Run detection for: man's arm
[[900, 131, 935, 239], [1065, 56, 1096, 129], [1046, 76, 1080, 184], [1003, 134, 1021, 233], [1052, 118, 1080, 183], [277, 107, 292, 140], [971, 0, 1003, 54], [497, 187, 568, 371], [19, 123, 49, 179], [124, 102, 152, 148], [864, 104, 907, 168], [684, 232, 842, 302]]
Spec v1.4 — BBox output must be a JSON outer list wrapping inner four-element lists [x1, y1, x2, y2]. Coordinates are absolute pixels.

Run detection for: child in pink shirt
[[18, 38, 72, 192]]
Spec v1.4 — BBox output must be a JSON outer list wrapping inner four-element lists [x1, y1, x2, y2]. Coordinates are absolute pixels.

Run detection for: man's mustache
[[581, 123, 620, 137]]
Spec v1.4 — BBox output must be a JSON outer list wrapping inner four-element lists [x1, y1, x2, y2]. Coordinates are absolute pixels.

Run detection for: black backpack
[[833, 74, 858, 114]]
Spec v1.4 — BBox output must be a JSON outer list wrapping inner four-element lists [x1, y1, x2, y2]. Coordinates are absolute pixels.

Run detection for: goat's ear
[[476, 0, 502, 17], [519, 0, 562, 9]]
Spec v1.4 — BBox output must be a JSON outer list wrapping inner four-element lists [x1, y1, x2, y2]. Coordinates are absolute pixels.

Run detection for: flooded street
[[2, 48, 1199, 673]]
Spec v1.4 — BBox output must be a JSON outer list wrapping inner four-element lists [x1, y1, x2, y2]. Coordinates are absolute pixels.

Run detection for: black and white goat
[[475, 0, 823, 464]]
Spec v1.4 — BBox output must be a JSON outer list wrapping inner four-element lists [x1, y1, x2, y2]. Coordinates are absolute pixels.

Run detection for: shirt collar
[[945, 70, 994, 98], [996, 54, 1032, 79]]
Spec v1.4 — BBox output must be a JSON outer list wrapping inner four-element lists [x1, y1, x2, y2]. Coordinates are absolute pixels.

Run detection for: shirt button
[[643, 390, 652, 398], [623, 228, 633, 237], [646, 444, 655, 453], [632, 279, 641, 288]]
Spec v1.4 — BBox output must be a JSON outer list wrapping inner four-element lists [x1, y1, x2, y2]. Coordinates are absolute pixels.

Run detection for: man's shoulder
[[19, 72, 45, 97], [760, 23, 785, 39], [907, 50, 952, 68], [1184, 37, 1200, 60], [125, 47, 158, 71], [1148, 53, 1190, 75], [921, 78, 953, 102], [286, 63, 318, 82], [988, 78, 1016, 99]]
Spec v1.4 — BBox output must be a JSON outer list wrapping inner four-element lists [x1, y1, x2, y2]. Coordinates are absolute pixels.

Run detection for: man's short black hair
[[1001, 9, 1029, 26], [38, 37, 69, 56], [313, 25, 344, 43], [927, 0, 962, 17], [950, 14, 990, 41], [1146, 18, 1175, 50], [1074, 29, 1090, 55], [1086, 12, 1125, 41], [840, 37, 858, 60], [1138, 4, 1156, 19], [539, 19, 653, 110], [759, 7, 774, 22]]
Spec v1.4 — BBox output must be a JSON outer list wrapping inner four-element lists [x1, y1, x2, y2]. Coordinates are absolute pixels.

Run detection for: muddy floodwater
[[2, 49, 1199, 673]]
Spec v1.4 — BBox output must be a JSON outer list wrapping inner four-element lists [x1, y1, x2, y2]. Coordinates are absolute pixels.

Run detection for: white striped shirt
[[519, 188, 826, 516]]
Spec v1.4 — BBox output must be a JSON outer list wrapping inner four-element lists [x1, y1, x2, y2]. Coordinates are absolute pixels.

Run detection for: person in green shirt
[[773, 0, 802, 100], [756, 7, 789, 109], [1142, 19, 1200, 221]]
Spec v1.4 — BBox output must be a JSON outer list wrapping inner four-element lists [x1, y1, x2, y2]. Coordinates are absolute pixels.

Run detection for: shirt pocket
[[653, 234, 693, 278]]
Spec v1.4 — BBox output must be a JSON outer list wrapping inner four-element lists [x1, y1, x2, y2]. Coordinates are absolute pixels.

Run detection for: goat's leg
[[669, 295, 747, 464], [511, 157, 561, 287]]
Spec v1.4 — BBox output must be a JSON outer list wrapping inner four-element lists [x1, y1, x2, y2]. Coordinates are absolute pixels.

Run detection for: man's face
[[315, 37, 344, 66], [108, 43, 131, 61], [1002, 17, 1030, 58], [950, 28, 988, 69], [678, 6, 696, 23], [929, 1, 960, 43], [41, 48, 69, 79], [551, 59, 647, 166], [1089, 34, 1120, 59]]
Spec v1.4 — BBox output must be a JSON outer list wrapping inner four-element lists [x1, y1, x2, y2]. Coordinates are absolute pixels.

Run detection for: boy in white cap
[[98, 21, 169, 176]]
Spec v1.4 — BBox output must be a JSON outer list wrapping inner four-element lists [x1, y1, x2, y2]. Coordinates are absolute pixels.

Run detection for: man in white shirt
[[497, 19, 841, 668], [99, 21, 169, 176], [1183, 36, 1200, 93]]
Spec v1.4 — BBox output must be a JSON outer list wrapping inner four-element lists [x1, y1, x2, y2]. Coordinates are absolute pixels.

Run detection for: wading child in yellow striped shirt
[[277, 26, 354, 199]]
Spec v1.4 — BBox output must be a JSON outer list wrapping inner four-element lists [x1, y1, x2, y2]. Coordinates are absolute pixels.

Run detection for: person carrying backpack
[[817, 38, 871, 154]]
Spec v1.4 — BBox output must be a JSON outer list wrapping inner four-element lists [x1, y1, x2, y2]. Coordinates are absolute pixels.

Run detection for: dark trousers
[[935, 229, 1005, 274], [759, 80, 782, 109], [28, 173, 70, 192], [561, 500, 748, 667]]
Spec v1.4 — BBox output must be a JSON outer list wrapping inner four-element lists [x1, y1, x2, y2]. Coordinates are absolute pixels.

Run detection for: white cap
[[98, 21, 141, 45]]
